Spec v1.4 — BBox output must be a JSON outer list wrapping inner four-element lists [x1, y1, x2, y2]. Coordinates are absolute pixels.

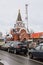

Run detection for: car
[[0, 40, 5, 50], [29, 43, 43, 59], [39, 43, 43, 45], [8, 41, 28, 55], [1, 41, 13, 51]]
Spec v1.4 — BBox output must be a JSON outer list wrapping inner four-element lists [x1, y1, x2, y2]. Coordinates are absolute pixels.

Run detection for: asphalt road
[[0, 50, 43, 65]]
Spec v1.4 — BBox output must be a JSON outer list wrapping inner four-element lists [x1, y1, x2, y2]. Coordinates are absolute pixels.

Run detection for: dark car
[[29, 43, 43, 59], [8, 41, 28, 55], [1, 41, 13, 51]]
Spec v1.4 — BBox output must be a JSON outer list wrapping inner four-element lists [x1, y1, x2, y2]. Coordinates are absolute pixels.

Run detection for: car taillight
[[17, 45, 20, 48]]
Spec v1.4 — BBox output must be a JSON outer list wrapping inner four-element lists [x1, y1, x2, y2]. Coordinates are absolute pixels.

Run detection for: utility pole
[[25, 4, 29, 32]]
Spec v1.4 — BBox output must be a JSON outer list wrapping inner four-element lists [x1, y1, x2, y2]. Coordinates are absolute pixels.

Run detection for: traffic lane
[[0, 50, 43, 65], [0, 51, 26, 65], [0, 51, 24, 65]]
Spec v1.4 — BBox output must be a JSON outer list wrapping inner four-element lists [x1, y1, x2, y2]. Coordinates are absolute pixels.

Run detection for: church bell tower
[[14, 9, 25, 29]]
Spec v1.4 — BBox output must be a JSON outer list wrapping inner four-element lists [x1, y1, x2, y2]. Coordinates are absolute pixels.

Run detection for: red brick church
[[6, 10, 43, 43], [6, 10, 29, 41]]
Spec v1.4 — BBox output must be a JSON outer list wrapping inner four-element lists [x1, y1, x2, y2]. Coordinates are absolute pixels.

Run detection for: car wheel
[[8, 48, 10, 52], [14, 49, 17, 54], [29, 53, 33, 59]]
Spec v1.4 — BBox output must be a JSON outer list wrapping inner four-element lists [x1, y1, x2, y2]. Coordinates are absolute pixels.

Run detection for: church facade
[[10, 10, 29, 41], [5, 10, 43, 43]]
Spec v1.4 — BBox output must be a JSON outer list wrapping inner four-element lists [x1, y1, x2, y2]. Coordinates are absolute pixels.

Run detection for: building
[[5, 9, 43, 43], [30, 32, 43, 43], [7, 9, 29, 41]]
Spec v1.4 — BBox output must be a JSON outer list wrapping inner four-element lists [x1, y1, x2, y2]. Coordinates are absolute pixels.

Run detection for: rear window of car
[[10, 43, 14, 46], [41, 45, 43, 50], [39, 43, 43, 45], [11, 41, 20, 46], [35, 45, 41, 50]]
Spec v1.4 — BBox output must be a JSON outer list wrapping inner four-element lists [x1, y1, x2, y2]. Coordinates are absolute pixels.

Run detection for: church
[[6, 10, 30, 41], [5, 9, 43, 43]]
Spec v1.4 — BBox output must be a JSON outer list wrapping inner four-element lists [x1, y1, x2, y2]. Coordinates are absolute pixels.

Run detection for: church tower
[[14, 9, 25, 30], [17, 9, 22, 21], [10, 9, 29, 41]]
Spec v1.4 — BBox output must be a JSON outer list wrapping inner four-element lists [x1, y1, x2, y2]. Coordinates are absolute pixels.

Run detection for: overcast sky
[[0, 0, 43, 35]]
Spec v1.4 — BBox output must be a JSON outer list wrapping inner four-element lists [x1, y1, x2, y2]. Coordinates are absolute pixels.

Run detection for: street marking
[[0, 60, 9, 65]]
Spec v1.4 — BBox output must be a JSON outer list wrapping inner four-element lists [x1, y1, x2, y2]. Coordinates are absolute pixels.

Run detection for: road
[[0, 50, 43, 65]]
